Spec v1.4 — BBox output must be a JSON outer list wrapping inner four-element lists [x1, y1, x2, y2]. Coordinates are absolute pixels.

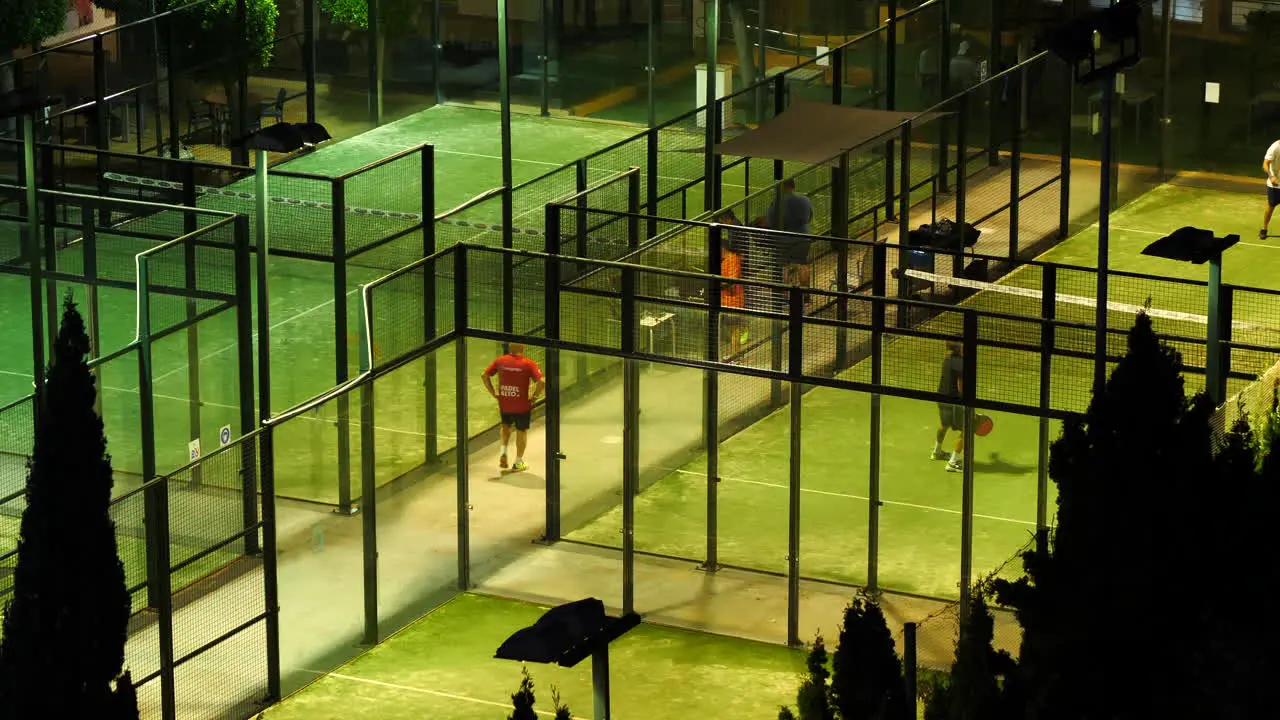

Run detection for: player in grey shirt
[[932, 342, 966, 473], [1262, 139, 1280, 239], [767, 179, 815, 288]]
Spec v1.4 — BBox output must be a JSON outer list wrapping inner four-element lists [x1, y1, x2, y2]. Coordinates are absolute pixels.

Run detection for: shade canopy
[[495, 598, 640, 668], [1141, 226, 1239, 264], [708, 99, 948, 166], [239, 122, 331, 153], [0, 86, 60, 119]]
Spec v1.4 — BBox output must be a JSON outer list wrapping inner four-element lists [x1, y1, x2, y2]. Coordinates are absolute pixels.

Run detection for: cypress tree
[[778, 635, 835, 720], [508, 666, 537, 720], [550, 686, 571, 720], [943, 593, 1013, 720], [0, 295, 135, 717], [828, 596, 906, 720]]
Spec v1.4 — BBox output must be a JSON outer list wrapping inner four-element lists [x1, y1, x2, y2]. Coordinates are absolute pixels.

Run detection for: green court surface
[[263, 593, 804, 720], [565, 182, 1280, 601]]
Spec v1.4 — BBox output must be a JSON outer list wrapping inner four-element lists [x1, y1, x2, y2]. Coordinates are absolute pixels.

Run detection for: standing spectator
[[766, 179, 815, 289], [1262, 137, 1280, 239], [950, 40, 981, 93]]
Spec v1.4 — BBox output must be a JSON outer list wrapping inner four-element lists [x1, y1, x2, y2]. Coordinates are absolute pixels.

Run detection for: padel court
[[563, 180, 1280, 601], [260, 593, 804, 720]]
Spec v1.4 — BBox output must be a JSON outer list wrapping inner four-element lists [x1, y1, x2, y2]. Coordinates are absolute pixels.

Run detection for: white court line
[[306, 671, 589, 719], [673, 468, 1034, 526]]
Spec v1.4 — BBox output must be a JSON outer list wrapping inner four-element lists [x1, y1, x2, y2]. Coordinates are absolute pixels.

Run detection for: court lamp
[[0, 85, 61, 411], [236, 122, 330, 420], [1141, 227, 1240, 406], [1043, 0, 1142, 394], [495, 597, 640, 720]]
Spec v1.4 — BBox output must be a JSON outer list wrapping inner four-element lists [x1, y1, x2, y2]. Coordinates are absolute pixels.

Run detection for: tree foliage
[[829, 597, 906, 720], [938, 593, 1014, 720], [550, 686, 572, 720], [0, 294, 136, 719], [318, 0, 425, 39], [0, 0, 68, 53], [993, 313, 1275, 719], [165, 0, 279, 82], [779, 635, 835, 720], [508, 666, 537, 720]]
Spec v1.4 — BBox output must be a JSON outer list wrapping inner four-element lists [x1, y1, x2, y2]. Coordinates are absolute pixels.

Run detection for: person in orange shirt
[[715, 211, 748, 359]]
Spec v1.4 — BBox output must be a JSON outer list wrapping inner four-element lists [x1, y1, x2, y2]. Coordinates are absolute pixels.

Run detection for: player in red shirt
[[481, 343, 545, 471]]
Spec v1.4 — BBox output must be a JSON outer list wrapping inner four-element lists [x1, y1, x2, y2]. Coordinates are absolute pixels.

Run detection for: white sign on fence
[[219, 425, 232, 447], [188, 439, 202, 462]]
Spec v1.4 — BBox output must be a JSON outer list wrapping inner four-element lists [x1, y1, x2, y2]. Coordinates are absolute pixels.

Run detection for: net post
[[138, 253, 177, 720], [259, 426, 282, 701], [454, 248, 471, 590], [896, 123, 911, 328], [646, 128, 659, 238], [233, 214, 260, 554], [704, 225, 722, 573], [868, 244, 886, 591], [786, 285, 803, 647], [423, 146, 438, 466], [543, 208, 562, 544], [1009, 70, 1022, 262], [81, 201, 103, 419], [1037, 265, 1055, 531], [333, 177, 355, 515], [959, 310, 978, 623], [627, 168, 641, 249]]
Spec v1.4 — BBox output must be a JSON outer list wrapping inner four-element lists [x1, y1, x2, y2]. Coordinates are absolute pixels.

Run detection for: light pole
[[496, 598, 640, 720], [1141, 227, 1241, 407], [237, 121, 331, 423], [0, 86, 60, 418]]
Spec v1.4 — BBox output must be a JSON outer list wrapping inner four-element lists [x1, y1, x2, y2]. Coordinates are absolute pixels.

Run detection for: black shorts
[[938, 403, 963, 430], [500, 411, 531, 431], [1268, 186, 1280, 208], [783, 241, 811, 266]]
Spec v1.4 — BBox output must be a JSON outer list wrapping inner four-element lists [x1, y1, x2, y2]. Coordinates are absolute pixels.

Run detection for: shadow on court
[[973, 452, 1037, 476]]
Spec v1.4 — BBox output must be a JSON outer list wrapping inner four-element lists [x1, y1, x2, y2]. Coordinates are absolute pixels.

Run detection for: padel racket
[[975, 414, 995, 437]]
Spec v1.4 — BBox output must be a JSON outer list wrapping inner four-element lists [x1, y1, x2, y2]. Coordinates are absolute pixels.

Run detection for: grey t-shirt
[[769, 192, 813, 234], [938, 354, 964, 397]]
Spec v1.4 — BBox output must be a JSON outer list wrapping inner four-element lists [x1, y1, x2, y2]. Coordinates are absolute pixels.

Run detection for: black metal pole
[[304, 0, 317, 123], [433, 0, 444, 105], [81, 202, 102, 419], [368, 0, 382, 125], [541, 0, 552, 116], [1009, 71, 1022, 262], [260, 426, 281, 701], [1059, 68, 1073, 240], [165, 16, 181, 158], [455, 251, 471, 589], [1037, 265, 1055, 530], [896, 124, 911, 325], [334, 179, 354, 514], [234, 0, 249, 165], [1095, 77, 1114, 395], [39, 146, 57, 354], [646, 0, 658, 126], [868, 244, 886, 591], [705, 225, 722, 571], [904, 622, 918, 720], [620, 265, 637, 615], [360, 374, 378, 645], [786, 286, 803, 647], [703, 0, 720, 213], [544, 207, 562, 543], [959, 311, 978, 622], [233, 216, 260, 553], [424, 148, 439, 465], [886, 0, 897, 110], [955, 94, 969, 280], [22, 116, 44, 422]]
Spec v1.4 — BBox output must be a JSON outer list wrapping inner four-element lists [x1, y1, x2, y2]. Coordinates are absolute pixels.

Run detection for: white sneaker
[[946, 460, 962, 473], [931, 449, 949, 461]]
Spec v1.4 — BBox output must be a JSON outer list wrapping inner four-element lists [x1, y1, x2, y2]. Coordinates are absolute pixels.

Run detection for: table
[[639, 312, 677, 357], [202, 90, 268, 146]]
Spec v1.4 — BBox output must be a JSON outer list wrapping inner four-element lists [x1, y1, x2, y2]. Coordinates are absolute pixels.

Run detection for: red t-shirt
[[484, 354, 544, 414]]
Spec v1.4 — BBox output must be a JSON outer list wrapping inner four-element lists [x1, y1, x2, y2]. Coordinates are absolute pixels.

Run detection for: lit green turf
[[262, 593, 805, 720]]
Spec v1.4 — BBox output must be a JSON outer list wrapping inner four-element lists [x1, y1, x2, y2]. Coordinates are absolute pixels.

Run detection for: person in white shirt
[[1262, 139, 1280, 239]]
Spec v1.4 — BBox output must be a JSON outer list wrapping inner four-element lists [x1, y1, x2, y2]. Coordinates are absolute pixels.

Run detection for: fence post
[[182, 170, 204, 487], [40, 145, 57, 353], [1037, 265, 1055, 531], [954, 93, 969, 280], [333, 178, 355, 514], [454, 249, 471, 590], [988, 0, 1002, 166], [423, 146, 439, 465], [1059, 67, 1073, 240], [367, 0, 383, 126], [543, 208, 562, 543], [904, 622, 918, 719], [787, 286, 803, 647], [1009, 71, 1022, 262], [646, 128, 659, 238], [959, 311, 978, 624], [834, 153, 850, 369], [885, 0, 897, 110], [138, 254, 177, 720], [233, 215, 260, 554], [896, 123, 911, 327], [359, 306, 379, 645], [831, 46, 844, 107], [704, 225, 722, 572], [260, 426, 281, 701], [709, 99, 724, 211], [773, 74, 786, 184], [502, 187, 515, 334], [627, 168, 641, 249], [81, 202, 103, 419], [303, 0, 317, 123], [1206, 260, 1225, 407], [165, 14, 181, 159], [620, 263, 637, 615], [1216, 285, 1233, 407], [868, 244, 886, 592]]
